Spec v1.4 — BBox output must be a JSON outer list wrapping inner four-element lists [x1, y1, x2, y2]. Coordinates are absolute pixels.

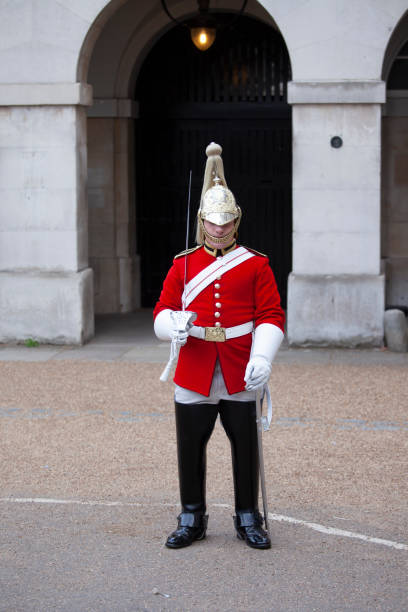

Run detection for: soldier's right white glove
[[156, 309, 198, 382], [170, 329, 189, 347], [154, 309, 196, 347], [244, 323, 284, 391]]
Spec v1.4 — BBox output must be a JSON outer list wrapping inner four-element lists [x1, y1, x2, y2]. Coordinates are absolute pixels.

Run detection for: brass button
[[214, 312, 220, 318], [215, 322, 221, 327], [214, 293, 220, 298], [215, 302, 221, 308], [214, 283, 220, 289]]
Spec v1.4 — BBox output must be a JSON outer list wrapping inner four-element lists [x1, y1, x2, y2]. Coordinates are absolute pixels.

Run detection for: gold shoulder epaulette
[[174, 245, 202, 259], [244, 246, 268, 258]]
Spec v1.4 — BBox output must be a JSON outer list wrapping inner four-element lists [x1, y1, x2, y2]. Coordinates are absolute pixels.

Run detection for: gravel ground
[[0, 355, 407, 611]]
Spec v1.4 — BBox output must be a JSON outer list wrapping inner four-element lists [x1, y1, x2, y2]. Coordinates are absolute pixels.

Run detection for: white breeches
[[174, 360, 256, 405]]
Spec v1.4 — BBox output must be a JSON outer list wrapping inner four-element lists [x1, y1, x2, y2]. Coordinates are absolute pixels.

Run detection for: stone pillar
[[0, 83, 94, 344], [382, 92, 408, 310], [87, 99, 140, 314], [287, 81, 386, 347]]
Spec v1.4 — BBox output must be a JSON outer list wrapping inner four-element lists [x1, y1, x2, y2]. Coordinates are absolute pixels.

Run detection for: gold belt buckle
[[204, 327, 226, 342]]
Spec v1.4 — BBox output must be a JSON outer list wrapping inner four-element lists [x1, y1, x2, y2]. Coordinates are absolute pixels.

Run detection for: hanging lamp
[[161, 0, 248, 51]]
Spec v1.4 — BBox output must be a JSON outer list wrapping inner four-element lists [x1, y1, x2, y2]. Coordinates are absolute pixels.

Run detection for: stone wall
[[382, 115, 408, 309], [0, 102, 94, 344], [287, 84, 385, 346], [87, 116, 139, 313], [0, 0, 407, 344]]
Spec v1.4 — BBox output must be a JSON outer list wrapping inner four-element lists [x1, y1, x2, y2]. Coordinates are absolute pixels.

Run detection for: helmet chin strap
[[203, 227, 236, 246], [199, 216, 240, 247]]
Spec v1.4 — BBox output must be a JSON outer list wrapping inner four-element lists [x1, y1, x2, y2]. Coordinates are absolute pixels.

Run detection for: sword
[[160, 170, 196, 382], [159, 310, 197, 381], [256, 387, 270, 537], [182, 170, 192, 311]]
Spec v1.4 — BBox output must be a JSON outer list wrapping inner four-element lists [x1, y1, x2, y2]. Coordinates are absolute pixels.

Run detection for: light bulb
[[190, 27, 216, 51]]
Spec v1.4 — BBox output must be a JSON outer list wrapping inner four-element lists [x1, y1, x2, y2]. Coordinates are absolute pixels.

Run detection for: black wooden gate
[[135, 15, 292, 307]]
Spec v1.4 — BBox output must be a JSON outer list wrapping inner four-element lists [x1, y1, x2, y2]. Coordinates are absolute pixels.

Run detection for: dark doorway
[[135, 14, 292, 307]]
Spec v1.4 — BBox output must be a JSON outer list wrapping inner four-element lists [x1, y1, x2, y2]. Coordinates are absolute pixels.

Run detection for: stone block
[[0, 106, 88, 271], [77, 226, 89, 272], [288, 81, 386, 104], [0, 188, 77, 230], [0, 269, 94, 344], [88, 187, 115, 225], [384, 309, 408, 352], [0, 2, 32, 52], [132, 255, 141, 310], [115, 223, 130, 257], [293, 105, 381, 146], [283, 1, 393, 80], [87, 99, 138, 118], [0, 107, 80, 147], [290, 37, 384, 81], [0, 230, 82, 271], [0, 0, 92, 84], [89, 255, 140, 314], [292, 103, 382, 276], [89, 224, 116, 259], [387, 221, 408, 258], [0, 83, 92, 106], [385, 258, 408, 308], [33, 1, 89, 53], [293, 188, 379, 234], [90, 257, 119, 314], [56, 0, 108, 23], [293, 141, 380, 191], [293, 231, 380, 275], [287, 273, 385, 347], [88, 117, 114, 154], [119, 257, 133, 313], [384, 95, 408, 118]]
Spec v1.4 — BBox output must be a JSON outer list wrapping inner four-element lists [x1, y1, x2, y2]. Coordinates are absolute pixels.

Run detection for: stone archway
[[381, 10, 408, 312], [135, 14, 292, 307], [4, 1, 408, 344], [83, 1, 284, 314]]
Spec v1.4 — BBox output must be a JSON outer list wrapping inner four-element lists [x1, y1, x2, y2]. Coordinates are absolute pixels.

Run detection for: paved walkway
[[1, 312, 407, 611], [1, 310, 407, 366]]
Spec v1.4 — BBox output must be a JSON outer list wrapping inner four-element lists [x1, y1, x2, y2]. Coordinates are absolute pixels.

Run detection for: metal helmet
[[196, 142, 241, 244]]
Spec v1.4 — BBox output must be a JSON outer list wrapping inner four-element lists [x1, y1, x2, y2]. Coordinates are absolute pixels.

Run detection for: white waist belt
[[189, 321, 254, 342]]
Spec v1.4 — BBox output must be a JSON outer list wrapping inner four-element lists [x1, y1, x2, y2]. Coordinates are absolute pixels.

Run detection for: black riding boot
[[165, 402, 218, 549], [219, 400, 271, 549]]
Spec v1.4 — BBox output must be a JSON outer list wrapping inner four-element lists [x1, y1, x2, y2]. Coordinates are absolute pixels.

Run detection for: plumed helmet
[[196, 142, 241, 244]]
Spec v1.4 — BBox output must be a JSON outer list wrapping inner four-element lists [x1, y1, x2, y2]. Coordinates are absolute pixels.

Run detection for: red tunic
[[153, 245, 285, 396]]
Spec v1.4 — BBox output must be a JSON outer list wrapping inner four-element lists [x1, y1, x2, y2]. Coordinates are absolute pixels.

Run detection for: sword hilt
[[159, 310, 197, 382]]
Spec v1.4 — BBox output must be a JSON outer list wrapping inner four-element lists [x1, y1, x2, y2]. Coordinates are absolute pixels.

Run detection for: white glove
[[244, 355, 271, 390], [244, 323, 284, 391], [170, 329, 189, 347], [154, 309, 197, 347]]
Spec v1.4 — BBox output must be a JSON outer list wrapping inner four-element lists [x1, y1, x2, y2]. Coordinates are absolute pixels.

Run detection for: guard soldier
[[154, 142, 284, 549]]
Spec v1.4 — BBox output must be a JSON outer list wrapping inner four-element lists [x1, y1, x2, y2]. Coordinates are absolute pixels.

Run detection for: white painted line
[[268, 513, 408, 551], [0, 497, 176, 508], [0, 497, 406, 551]]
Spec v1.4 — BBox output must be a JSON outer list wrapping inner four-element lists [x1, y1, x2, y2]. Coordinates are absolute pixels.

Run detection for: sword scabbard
[[256, 388, 270, 536]]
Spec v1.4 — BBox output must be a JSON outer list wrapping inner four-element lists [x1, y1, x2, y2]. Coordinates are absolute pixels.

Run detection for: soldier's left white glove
[[244, 323, 284, 391]]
